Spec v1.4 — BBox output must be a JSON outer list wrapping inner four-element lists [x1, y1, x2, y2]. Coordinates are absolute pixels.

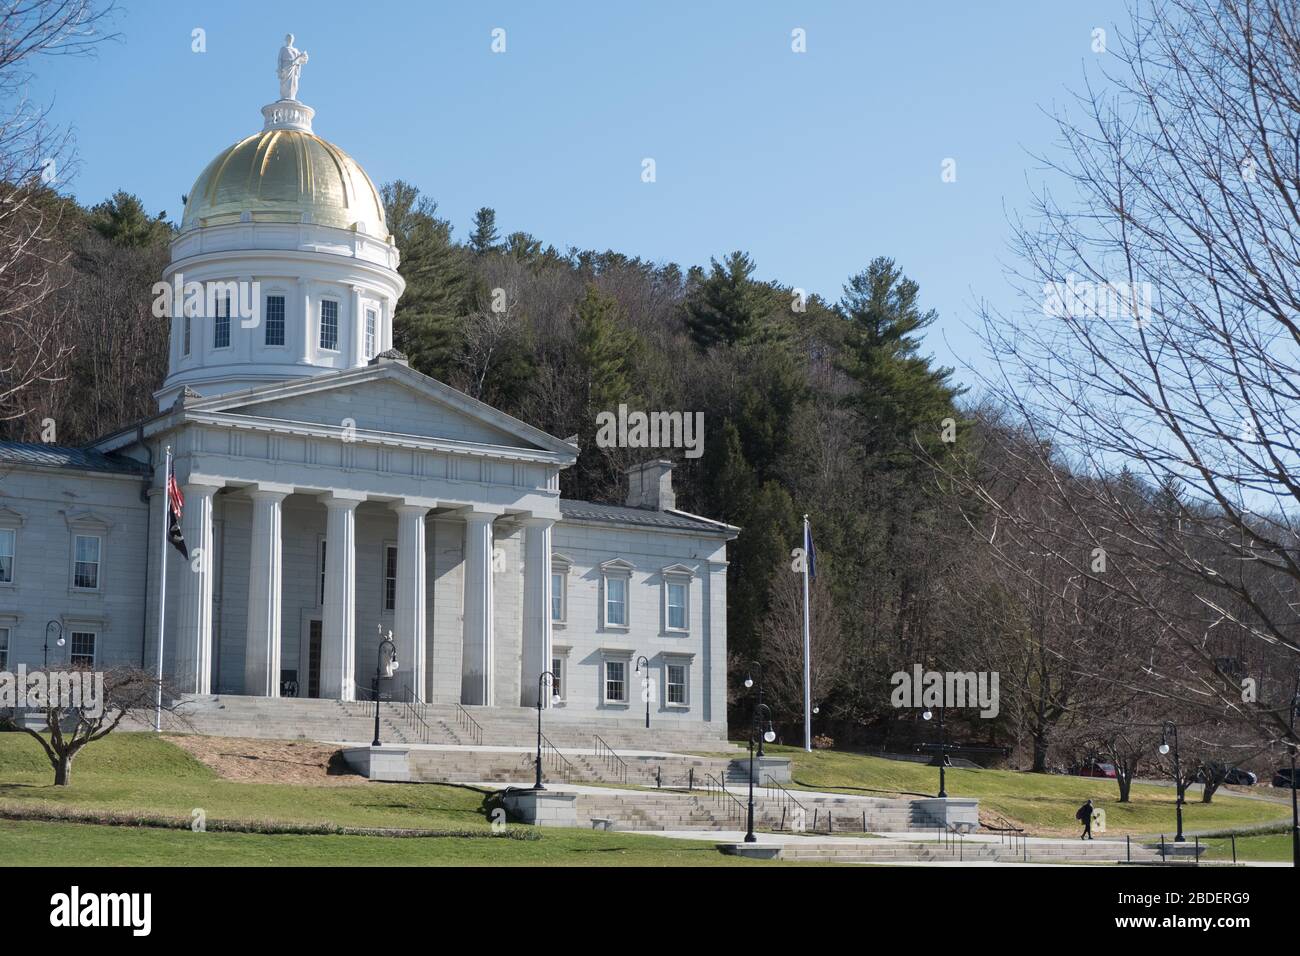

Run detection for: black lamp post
[[745, 702, 776, 843], [922, 705, 949, 798], [744, 660, 766, 758], [44, 620, 65, 667], [634, 655, 650, 729], [1289, 672, 1299, 869], [534, 670, 557, 790], [1159, 721, 1185, 843], [371, 629, 398, 747]]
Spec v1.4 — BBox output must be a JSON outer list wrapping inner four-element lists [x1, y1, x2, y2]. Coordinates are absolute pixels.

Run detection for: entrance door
[[306, 618, 322, 698]]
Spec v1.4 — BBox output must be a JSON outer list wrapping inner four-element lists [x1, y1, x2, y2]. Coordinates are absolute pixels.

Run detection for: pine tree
[[89, 191, 171, 247], [382, 180, 473, 380], [838, 256, 963, 466], [469, 206, 500, 253], [684, 251, 778, 350]]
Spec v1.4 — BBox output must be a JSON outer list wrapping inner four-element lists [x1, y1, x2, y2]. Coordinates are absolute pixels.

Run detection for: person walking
[[1076, 798, 1095, 840]]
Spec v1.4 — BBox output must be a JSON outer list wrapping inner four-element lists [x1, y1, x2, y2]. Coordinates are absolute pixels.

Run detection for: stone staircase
[[134, 694, 733, 753]]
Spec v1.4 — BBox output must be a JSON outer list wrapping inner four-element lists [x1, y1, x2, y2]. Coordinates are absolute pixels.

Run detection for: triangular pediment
[[189, 364, 574, 456]]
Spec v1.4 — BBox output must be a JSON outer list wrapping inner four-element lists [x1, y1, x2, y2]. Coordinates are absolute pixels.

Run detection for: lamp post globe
[[634, 655, 650, 729]]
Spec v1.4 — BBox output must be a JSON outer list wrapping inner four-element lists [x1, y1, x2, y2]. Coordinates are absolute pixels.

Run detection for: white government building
[[0, 54, 736, 737]]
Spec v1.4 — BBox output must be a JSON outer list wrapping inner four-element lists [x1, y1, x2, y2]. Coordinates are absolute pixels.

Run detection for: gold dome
[[181, 128, 388, 239]]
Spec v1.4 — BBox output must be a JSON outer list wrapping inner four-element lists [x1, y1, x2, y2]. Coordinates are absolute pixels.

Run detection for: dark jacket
[[1075, 802, 1093, 822]]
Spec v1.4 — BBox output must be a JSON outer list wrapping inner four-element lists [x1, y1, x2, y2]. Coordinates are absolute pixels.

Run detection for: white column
[[244, 485, 290, 697], [392, 502, 430, 702], [175, 483, 219, 695], [461, 511, 496, 706], [320, 492, 363, 701], [521, 518, 553, 708]]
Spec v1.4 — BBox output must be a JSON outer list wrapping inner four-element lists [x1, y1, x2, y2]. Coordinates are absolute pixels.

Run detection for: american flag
[[167, 462, 188, 559]]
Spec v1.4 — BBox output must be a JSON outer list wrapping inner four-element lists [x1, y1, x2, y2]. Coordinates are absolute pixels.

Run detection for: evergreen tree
[[381, 180, 473, 380], [684, 251, 778, 350], [838, 257, 963, 466], [469, 206, 500, 253], [89, 191, 171, 247]]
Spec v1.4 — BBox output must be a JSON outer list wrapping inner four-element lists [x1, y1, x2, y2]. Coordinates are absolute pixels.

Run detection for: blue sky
[[31, 0, 1132, 387]]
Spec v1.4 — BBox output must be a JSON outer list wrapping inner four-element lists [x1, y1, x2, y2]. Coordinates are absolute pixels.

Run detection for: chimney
[[625, 459, 676, 511]]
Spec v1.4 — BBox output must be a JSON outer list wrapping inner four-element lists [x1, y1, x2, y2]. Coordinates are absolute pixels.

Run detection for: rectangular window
[[0, 626, 8, 669], [70, 631, 96, 667], [73, 535, 101, 590], [384, 544, 398, 612], [667, 663, 687, 705], [265, 295, 286, 346], [214, 294, 231, 348], [551, 572, 564, 621], [318, 539, 327, 606], [319, 299, 339, 351], [365, 308, 377, 359], [0, 528, 13, 583], [605, 576, 627, 627], [604, 660, 626, 703], [551, 657, 563, 700], [667, 581, 687, 630], [183, 314, 192, 355]]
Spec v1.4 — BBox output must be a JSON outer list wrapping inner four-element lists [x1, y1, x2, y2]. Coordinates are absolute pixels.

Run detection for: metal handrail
[[763, 773, 807, 819], [538, 730, 574, 782], [593, 734, 629, 785], [454, 703, 484, 746], [697, 771, 747, 827], [400, 697, 436, 745]]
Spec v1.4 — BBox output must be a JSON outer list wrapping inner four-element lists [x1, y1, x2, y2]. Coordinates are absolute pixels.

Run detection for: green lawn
[[774, 745, 1290, 836], [1199, 832, 1293, 863], [0, 818, 764, 866], [0, 733, 493, 831]]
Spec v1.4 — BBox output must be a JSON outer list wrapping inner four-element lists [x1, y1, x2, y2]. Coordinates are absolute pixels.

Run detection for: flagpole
[[802, 513, 812, 752], [154, 445, 171, 733]]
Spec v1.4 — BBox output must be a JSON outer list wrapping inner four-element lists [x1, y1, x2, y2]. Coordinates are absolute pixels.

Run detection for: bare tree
[[758, 571, 844, 729], [0, 665, 161, 786], [0, 0, 118, 423], [952, 0, 1300, 753]]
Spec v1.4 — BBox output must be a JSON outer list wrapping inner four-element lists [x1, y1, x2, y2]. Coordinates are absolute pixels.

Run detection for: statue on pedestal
[[277, 33, 309, 102]]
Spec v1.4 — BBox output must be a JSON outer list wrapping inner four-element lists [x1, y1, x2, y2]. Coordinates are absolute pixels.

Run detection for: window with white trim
[[666, 662, 688, 706], [264, 294, 286, 346], [603, 572, 629, 632], [73, 535, 101, 590], [69, 630, 96, 667], [0, 626, 8, 669], [319, 299, 339, 351], [214, 293, 231, 349], [604, 659, 627, 703], [667, 581, 688, 630], [383, 544, 398, 612], [365, 307, 377, 359], [551, 571, 565, 622], [182, 313, 192, 355], [551, 656, 564, 701], [0, 528, 13, 584]]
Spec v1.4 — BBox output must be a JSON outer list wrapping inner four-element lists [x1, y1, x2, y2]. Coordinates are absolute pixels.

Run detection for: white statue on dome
[[277, 33, 308, 101]]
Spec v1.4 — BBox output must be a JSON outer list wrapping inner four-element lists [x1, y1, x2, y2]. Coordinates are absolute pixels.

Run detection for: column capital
[[457, 507, 503, 523], [183, 482, 223, 497], [246, 482, 293, 501], [390, 498, 434, 517], [319, 490, 366, 509], [518, 515, 555, 529]]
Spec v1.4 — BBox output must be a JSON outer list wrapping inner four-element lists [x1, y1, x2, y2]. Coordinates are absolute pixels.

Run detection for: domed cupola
[[157, 35, 405, 409]]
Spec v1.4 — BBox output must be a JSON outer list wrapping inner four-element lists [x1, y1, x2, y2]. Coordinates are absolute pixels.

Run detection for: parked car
[[1193, 767, 1258, 786], [1273, 768, 1298, 789], [1069, 761, 1117, 778]]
